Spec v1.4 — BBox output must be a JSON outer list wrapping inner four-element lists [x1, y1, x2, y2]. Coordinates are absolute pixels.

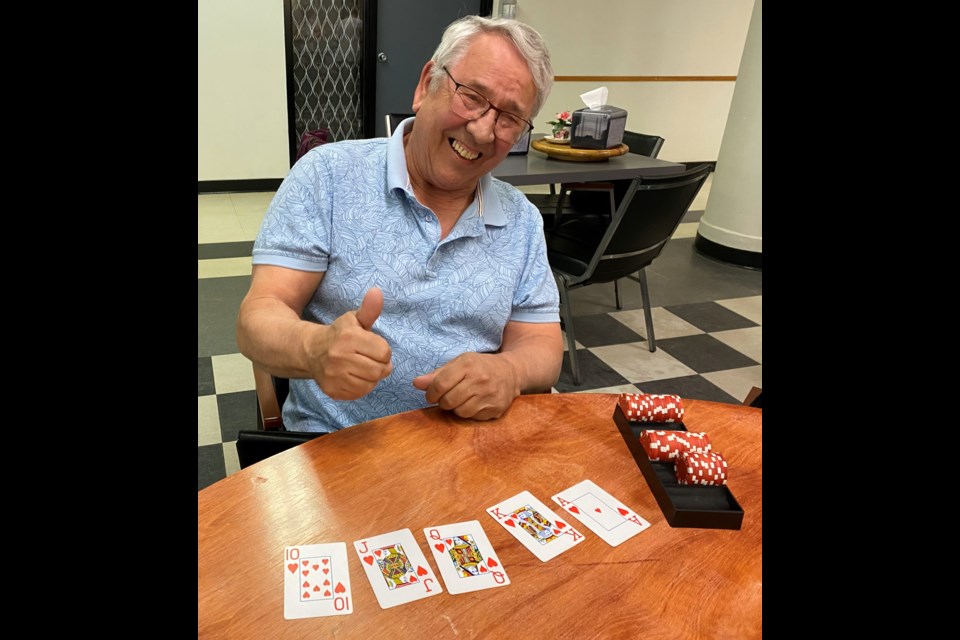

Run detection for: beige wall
[[198, 0, 289, 181], [511, 0, 755, 163], [198, 0, 755, 181]]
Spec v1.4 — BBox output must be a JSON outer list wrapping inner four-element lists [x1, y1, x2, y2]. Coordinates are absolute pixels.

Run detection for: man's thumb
[[356, 287, 384, 331]]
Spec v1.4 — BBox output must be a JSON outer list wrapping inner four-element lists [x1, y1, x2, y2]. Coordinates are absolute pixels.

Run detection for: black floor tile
[[565, 313, 645, 348], [198, 241, 255, 260], [198, 444, 226, 491], [198, 357, 215, 396], [655, 334, 758, 374], [635, 374, 741, 404], [663, 301, 759, 332], [217, 390, 259, 442], [198, 276, 252, 357], [554, 349, 630, 392]]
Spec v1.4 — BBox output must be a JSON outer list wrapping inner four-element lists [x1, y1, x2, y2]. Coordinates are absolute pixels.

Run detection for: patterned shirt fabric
[[252, 118, 560, 432]]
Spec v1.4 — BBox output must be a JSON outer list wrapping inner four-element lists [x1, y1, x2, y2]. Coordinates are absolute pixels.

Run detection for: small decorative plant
[[546, 111, 572, 139]]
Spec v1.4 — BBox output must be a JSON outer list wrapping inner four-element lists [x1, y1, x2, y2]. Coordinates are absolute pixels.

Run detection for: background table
[[492, 136, 685, 186], [198, 394, 762, 639]]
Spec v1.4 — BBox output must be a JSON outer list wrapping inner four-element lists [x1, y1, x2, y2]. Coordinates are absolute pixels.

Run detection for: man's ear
[[411, 61, 436, 112]]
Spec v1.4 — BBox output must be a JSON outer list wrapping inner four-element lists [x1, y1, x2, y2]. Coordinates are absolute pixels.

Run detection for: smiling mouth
[[450, 138, 481, 161]]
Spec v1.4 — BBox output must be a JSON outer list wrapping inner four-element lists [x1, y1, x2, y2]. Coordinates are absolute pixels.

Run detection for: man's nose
[[466, 109, 498, 144]]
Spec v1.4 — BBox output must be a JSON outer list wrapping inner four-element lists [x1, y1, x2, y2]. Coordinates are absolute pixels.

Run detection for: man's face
[[407, 33, 536, 197]]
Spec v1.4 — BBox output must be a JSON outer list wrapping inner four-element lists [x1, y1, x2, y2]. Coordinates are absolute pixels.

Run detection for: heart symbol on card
[[417, 565, 428, 576], [322, 568, 329, 575], [313, 585, 321, 592], [335, 582, 346, 594], [445, 539, 453, 546], [480, 566, 487, 573], [618, 507, 629, 516], [302, 580, 309, 588], [302, 560, 309, 566], [434, 543, 445, 552], [410, 575, 418, 582], [301, 570, 309, 577], [322, 558, 329, 565], [487, 558, 499, 568], [504, 519, 516, 527], [312, 564, 319, 571], [553, 529, 561, 535], [323, 579, 330, 586], [363, 555, 374, 566], [287, 563, 297, 574], [555, 520, 567, 529], [569, 505, 580, 514], [375, 550, 382, 557], [594, 507, 602, 513], [324, 589, 331, 597], [302, 591, 311, 599]]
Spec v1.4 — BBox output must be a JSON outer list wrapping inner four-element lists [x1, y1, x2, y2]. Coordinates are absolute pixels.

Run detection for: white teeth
[[451, 139, 479, 160]]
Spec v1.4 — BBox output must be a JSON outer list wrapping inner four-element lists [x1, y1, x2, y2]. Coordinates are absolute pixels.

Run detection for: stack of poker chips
[[675, 451, 729, 486], [619, 393, 728, 487], [637, 429, 712, 462], [617, 393, 684, 423]]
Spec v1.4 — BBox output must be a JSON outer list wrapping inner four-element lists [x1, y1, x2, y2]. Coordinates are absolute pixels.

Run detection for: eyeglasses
[[441, 66, 533, 144]]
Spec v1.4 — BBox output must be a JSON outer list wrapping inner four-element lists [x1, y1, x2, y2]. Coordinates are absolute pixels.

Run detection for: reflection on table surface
[[198, 393, 762, 639]]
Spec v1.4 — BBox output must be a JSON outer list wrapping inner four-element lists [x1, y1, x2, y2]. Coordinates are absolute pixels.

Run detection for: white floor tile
[[711, 326, 762, 363], [222, 441, 241, 477], [609, 307, 704, 341], [717, 296, 762, 325], [198, 396, 222, 446], [212, 353, 256, 393], [198, 194, 236, 215], [589, 341, 697, 383], [671, 222, 698, 239], [198, 257, 253, 279], [702, 365, 762, 404]]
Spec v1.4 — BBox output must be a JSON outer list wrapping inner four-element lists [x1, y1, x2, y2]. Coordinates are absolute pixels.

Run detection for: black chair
[[235, 365, 324, 469], [545, 163, 713, 384], [385, 113, 414, 136], [528, 130, 666, 222]]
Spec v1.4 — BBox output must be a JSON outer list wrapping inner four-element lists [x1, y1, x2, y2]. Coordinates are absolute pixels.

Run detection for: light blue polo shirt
[[252, 118, 560, 432]]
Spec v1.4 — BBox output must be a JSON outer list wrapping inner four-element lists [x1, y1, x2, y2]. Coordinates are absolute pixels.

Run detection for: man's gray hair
[[428, 15, 554, 119]]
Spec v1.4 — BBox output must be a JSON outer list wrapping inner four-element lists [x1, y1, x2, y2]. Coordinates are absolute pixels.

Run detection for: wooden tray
[[531, 138, 629, 162]]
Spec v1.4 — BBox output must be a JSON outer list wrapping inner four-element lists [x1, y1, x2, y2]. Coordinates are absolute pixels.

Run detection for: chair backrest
[[621, 131, 665, 159], [253, 364, 289, 431], [385, 113, 414, 136], [551, 164, 712, 287]]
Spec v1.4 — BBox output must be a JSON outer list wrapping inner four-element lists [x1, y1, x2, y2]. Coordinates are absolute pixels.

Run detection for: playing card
[[353, 528, 442, 608], [283, 543, 353, 619], [552, 480, 651, 547], [423, 520, 510, 594], [486, 490, 585, 562]]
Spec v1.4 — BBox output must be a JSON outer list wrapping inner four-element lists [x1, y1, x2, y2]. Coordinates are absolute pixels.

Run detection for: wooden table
[[198, 394, 762, 639]]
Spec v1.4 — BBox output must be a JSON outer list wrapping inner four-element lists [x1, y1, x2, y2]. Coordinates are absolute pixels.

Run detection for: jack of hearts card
[[353, 528, 442, 608]]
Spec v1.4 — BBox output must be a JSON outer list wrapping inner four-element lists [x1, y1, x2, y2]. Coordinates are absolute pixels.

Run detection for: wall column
[[694, 0, 761, 269]]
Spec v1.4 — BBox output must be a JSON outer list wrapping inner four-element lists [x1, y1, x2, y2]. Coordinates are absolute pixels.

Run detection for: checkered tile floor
[[198, 181, 762, 491]]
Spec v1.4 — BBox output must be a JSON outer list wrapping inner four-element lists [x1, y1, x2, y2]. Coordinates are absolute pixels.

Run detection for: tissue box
[[571, 106, 628, 149]]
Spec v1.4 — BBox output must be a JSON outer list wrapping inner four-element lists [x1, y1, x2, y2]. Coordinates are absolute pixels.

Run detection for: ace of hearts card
[[353, 528, 443, 608], [551, 480, 651, 547], [486, 490, 585, 562], [283, 542, 353, 619], [422, 520, 510, 594]]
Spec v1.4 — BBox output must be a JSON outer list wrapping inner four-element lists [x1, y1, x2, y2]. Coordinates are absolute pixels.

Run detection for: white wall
[[198, 0, 755, 181], [198, 0, 289, 181], [508, 0, 755, 162]]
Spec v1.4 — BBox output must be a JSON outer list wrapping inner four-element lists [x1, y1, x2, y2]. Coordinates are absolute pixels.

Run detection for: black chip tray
[[614, 405, 744, 530]]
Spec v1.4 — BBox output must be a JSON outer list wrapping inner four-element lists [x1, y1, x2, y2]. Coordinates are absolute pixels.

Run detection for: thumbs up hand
[[310, 287, 393, 400]]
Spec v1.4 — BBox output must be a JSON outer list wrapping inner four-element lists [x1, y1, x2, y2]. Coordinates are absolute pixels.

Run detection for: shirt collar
[[385, 117, 506, 228]]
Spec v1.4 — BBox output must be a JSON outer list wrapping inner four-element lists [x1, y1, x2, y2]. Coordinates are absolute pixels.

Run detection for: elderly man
[[237, 16, 561, 433]]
